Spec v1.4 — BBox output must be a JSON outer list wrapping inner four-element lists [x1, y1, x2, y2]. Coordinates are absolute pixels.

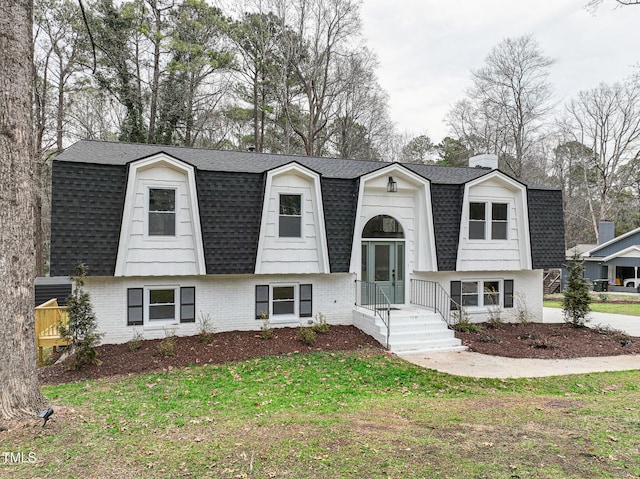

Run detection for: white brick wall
[[411, 269, 544, 323], [84, 273, 356, 344]]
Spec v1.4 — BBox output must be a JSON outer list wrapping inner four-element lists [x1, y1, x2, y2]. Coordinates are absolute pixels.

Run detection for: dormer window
[[469, 202, 508, 240], [279, 194, 301, 238], [149, 188, 176, 236]]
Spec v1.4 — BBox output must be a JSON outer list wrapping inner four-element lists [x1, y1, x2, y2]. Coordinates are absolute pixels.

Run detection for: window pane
[[256, 285, 269, 302], [273, 300, 295, 315], [279, 216, 301, 237], [300, 301, 312, 317], [150, 304, 175, 320], [461, 282, 478, 294], [279, 195, 301, 215], [491, 222, 507, 240], [149, 212, 175, 236], [462, 295, 479, 307], [256, 302, 269, 318], [484, 281, 500, 305], [273, 286, 295, 301], [150, 289, 174, 304], [374, 244, 390, 281], [469, 202, 485, 220], [362, 215, 404, 238], [149, 189, 175, 212], [492, 203, 508, 221], [469, 221, 485, 240]]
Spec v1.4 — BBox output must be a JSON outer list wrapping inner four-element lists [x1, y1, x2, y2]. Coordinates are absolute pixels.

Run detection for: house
[[578, 222, 640, 292], [49, 140, 565, 353]]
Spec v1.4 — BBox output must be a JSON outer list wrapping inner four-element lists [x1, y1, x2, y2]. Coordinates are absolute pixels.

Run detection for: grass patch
[[2, 350, 639, 478], [544, 300, 640, 316]]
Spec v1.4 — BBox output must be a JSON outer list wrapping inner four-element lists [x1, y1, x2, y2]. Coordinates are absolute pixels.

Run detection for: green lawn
[[1, 350, 639, 478], [544, 300, 640, 316]]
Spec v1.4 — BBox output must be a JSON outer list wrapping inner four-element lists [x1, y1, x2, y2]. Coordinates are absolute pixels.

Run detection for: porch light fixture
[[387, 176, 398, 193]]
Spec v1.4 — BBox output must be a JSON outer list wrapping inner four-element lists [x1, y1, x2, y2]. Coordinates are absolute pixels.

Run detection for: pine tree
[[563, 253, 592, 327], [60, 264, 103, 369]]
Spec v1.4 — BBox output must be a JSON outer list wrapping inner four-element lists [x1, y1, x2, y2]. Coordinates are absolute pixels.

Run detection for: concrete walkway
[[401, 308, 639, 378]]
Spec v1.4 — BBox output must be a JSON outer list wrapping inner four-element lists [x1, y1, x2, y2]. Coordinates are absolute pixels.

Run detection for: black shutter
[[180, 287, 196, 323], [504, 280, 514, 308], [450, 281, 462, 309], [300, 284, 312, 317], [127, 288, 143, 326], [256, 285, 269, 319]]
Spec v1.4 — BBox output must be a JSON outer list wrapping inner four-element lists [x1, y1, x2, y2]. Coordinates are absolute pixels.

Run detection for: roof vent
[[469, 154, 498, 170]]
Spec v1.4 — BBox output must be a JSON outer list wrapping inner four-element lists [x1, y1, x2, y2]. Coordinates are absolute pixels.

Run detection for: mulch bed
[[38, 322, 639, 385], [457, 322, 640, 359], [38, 325, 383, 385]]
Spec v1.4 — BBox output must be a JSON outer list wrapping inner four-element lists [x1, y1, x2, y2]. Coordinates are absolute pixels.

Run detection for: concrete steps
[[353, 306, 466, 354]]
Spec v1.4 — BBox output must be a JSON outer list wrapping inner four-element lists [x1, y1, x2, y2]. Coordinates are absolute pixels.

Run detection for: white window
[[455, 280, 503, 308], [468, 202, 508, 240], [279, 194, 302, 238], [149, 188, 176, 236], [255, 284, 313, 319], [148, 288, 177, 321]]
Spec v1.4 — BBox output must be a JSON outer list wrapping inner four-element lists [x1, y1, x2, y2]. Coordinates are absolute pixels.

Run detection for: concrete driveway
[[401, 308, 639, 378]]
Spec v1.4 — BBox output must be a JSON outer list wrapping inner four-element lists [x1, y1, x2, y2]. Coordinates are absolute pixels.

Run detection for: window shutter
[[504, 280, 514, 308], [300, 284, 312, 317], [450, 281, 462, 310], [256, 285, 269, 319], [180, 287, 196, 323], [127, 288, 143, 326]]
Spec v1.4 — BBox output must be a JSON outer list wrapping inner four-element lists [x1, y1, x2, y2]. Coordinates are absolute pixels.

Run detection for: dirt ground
[[37, 321, 639, 385]]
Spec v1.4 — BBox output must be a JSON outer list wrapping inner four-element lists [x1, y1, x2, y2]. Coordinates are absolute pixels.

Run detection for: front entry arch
[[361, 215, 405, 304]]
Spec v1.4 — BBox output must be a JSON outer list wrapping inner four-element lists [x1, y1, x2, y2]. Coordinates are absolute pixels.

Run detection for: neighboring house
[[49, 140, 565, 353], [579, 222, 640, 292]]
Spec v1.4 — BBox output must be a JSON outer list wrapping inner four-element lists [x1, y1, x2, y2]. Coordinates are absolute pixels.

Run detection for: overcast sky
[[360, 0, 640, 143]]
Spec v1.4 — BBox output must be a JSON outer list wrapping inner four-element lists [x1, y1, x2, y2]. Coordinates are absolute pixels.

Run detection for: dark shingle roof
[[51, 140, 565, 275], [56, 139, 494, 184]]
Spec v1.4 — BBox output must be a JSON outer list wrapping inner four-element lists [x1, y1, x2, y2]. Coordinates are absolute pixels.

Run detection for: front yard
[[544, 292, 640, 316], [2, 350, 639, 478]]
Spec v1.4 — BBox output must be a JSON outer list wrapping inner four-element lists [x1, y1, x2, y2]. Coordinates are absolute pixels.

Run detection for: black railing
[[410, 279, 462, 327], [355, 280, 391, 349]]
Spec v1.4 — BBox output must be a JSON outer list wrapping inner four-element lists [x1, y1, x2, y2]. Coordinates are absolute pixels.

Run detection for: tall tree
[[401, 134, 434, 164], [564, 78, 640, 241], [0, 0, 45, 421], [447, 35, 555, 178]]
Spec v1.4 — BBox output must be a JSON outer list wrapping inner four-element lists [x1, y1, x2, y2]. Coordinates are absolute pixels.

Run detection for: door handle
[[392, 269, 396, 286]]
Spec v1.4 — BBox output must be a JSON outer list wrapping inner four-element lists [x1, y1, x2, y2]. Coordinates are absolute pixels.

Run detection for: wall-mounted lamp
[[387, 176, 398, 193]]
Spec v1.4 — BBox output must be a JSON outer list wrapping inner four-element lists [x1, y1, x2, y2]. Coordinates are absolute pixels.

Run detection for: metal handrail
[[409, 279, 463, 327], [355, 280, 391, 349]]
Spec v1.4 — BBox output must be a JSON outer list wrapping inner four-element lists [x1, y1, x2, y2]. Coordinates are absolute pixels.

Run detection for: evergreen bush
[[563, 253, 592, 327]]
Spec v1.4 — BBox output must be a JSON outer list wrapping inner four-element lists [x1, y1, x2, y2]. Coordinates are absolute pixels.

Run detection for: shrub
[[259, 311, 274, 339], [157, 328, 177, 357], [451, 307, 479, 333], [128, 328, 143, 352], [485, 287, 503, 328], [597, 293, 609, 303], [563, 253, 591, 327], [297, 326, 316, 345], [197, 312, 215, 343], [59, 263, 103, 370], [514, 291, 532, 325], [312, 312, 330, 334]]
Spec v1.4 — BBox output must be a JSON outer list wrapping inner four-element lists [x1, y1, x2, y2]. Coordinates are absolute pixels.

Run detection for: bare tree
[[0, 0, 45, 421], [447, 35, 555, 178], [564, 78, 640, 241]]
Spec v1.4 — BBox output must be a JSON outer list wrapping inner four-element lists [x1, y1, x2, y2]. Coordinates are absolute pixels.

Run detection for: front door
[[361, 241, 404, 304]]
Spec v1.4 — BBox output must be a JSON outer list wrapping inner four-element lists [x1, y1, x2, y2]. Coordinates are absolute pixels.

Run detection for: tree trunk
[[0, 0, 45, 421]]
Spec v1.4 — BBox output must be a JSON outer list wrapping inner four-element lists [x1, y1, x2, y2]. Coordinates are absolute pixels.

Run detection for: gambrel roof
[[50, 140, 565, 276]]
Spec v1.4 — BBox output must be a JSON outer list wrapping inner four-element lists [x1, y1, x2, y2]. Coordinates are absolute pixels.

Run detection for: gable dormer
[[255, 162, 330, 274], [115, 153, 206, 276], [457, 171, 532, 271]]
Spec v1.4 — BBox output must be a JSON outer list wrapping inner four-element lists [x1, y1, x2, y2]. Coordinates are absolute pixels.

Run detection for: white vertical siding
[[255, 167, 329, 274], [457, 176, 530, 271], [120, 165, 201, 276]]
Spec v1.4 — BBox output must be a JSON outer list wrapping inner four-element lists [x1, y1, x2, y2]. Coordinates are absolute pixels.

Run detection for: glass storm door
[[361, 241, 405, 304]]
